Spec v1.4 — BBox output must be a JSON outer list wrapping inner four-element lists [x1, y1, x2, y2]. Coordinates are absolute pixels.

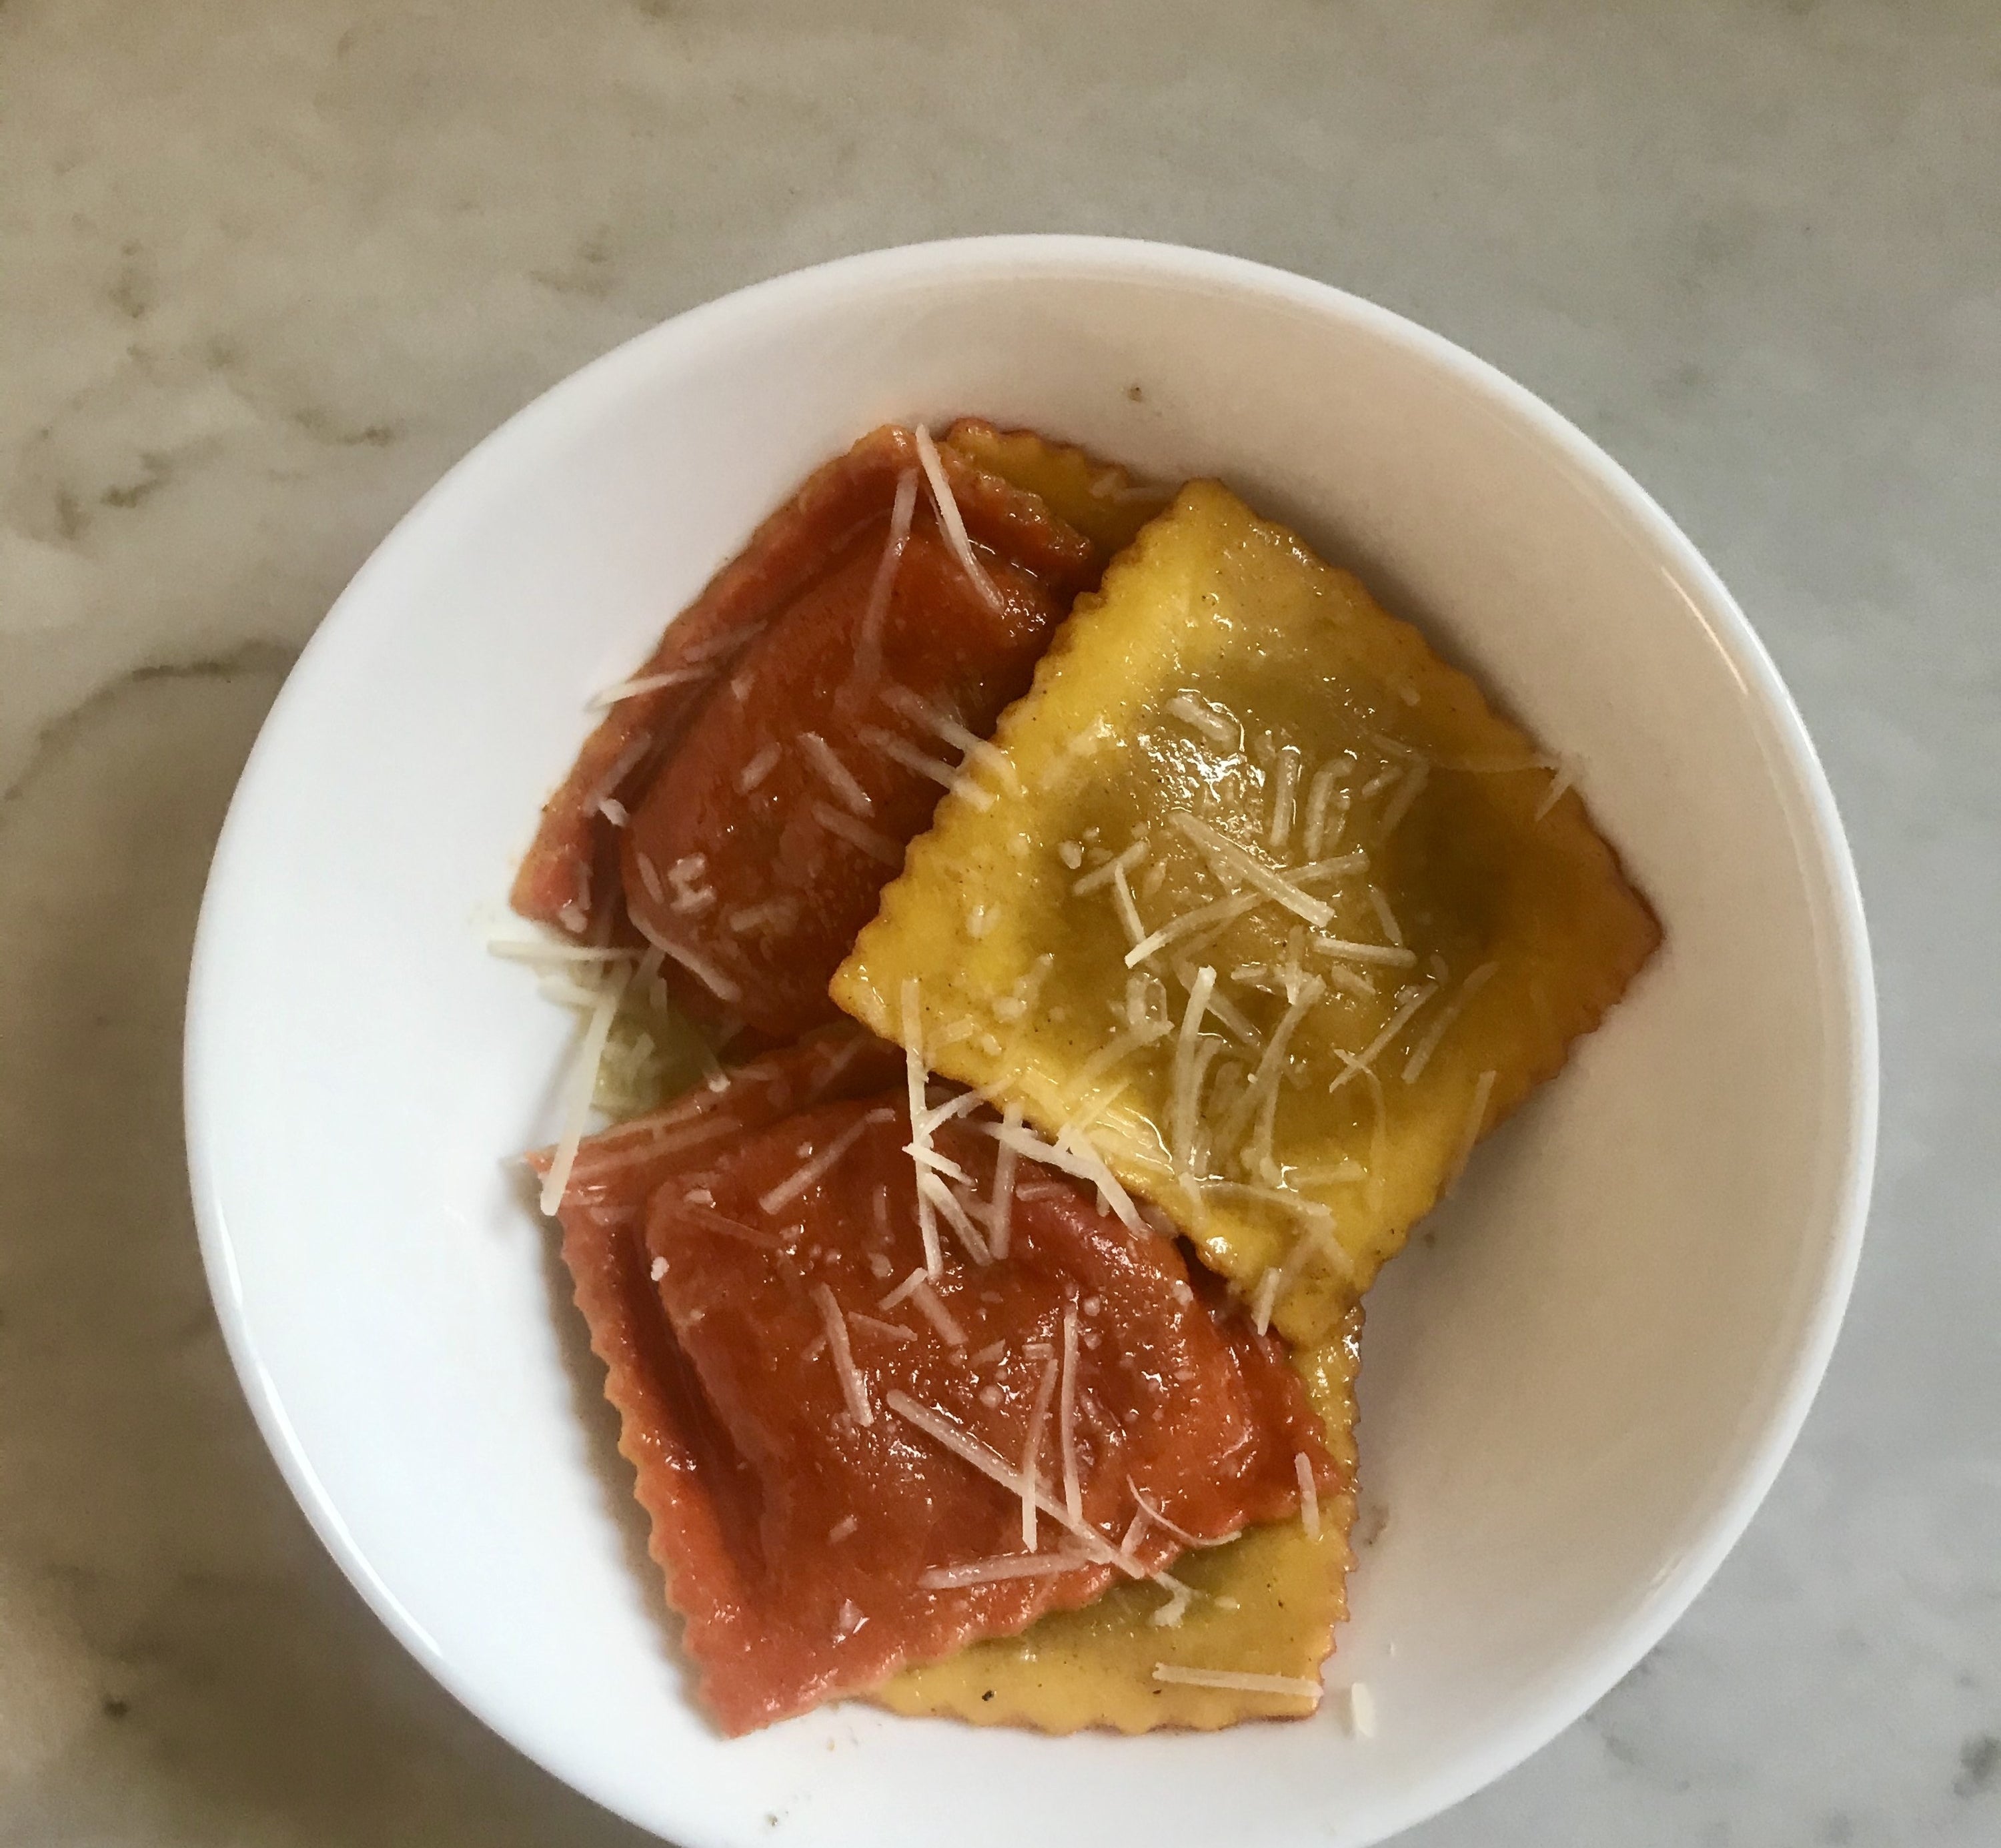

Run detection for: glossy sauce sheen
[[540, 1059, 1334, 1735]]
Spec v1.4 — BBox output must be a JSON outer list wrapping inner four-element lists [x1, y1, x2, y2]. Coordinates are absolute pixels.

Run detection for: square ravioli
[[536, 1034, 1337, 1735], [832, 481, 1659, 1341]]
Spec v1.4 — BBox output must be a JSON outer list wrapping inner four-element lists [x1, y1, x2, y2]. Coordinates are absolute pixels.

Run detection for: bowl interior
[[187, 239, 1871, 1848]]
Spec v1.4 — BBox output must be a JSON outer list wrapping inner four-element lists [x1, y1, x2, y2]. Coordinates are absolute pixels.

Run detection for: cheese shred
[[1169, 813, 1335, 929], [886, 1390, 1143, 1576], [537, 968, 630, 1214], [1021, 1354, 1059, 1549], [1059, 1298, 1083, 1524], [586, 666, 709, 710], [800, 731, 875, 816], [912, 424, 1006, 614], [1295, 1452, 1321, 1538], [757, 1107, 891, 1214], [1150, 1665, 1321, 1699], [811, 1284, 873, 1427]]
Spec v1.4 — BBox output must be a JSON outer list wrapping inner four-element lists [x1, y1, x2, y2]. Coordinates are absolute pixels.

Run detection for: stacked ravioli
[[513, 421, 1658, 1736]]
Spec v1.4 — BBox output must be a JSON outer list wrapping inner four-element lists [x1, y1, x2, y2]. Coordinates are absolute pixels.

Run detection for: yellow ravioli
[[876, 1312, 1361, 1733], [945, 419, 1173, 564], [831, 482, 1659, 1340]]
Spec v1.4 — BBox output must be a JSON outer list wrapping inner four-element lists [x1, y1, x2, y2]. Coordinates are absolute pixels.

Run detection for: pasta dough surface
[[832, 482, 1659, 1340]]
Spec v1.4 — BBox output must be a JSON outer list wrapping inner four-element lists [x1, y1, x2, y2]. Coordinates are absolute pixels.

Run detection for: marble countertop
[[3, 2, 1995, 1842]]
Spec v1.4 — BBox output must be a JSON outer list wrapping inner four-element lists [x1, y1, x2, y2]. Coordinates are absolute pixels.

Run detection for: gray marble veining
[[2, 2, 1996, 1843]]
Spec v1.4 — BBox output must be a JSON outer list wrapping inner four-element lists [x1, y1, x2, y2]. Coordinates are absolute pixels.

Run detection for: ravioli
[[878, 1308, 1359, 1732], [830, 482, 1659, 1341], [536, 1042, 1337, 1735], [514, 424, 1097, 1047]]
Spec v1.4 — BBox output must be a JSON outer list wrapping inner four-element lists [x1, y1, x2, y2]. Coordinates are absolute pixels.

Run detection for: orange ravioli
[[540, 1060, 1335, 1735], [514, 424, 1097, 1045], [831, 481, 1660, 1340]]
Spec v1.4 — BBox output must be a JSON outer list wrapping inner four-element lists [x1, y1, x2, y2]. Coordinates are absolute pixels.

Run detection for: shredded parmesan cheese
[[918, 1554, 1085, 1589], [758, 1107, 892, 1214], [487, 937, 639, 967], [811, 1284, 872, 1426], [726, 897, 798, 935], [1149, 1574, 1195, 1629], [1301, 761, 1346, 861], [1267, 746, 1301, 851], [1165, 695, 1237, 747], [812, 801, 903, 866], [1311, 936, 1418, 968], [1402, 960, 1498, 1082], [1059, 1299, 1083, 1523], [846, 466, 918, 697], [584, 733, 654, 813], [1128, 1480, 1227, 1550], [989, 1099, 1022, 1259], [1534, 755, 1577, 821], [1216, 976, 1324, 1158], [846, 1312, 917, 1344], [856, 724, 996, 811], [1169, 813, 1335, 929], [1250, 1266, 1282, 1334], [885, 1391, 1143, 1576], [1329, 981, 1438, 1094], [905, 1276, 966, 1347], [992, 1119, 1151, 1240], [881, 684, 1019, 793], [586, 666, 708, 710], [1379, 759, 1430, 835], [630, 915, 742, 1005], [912, 424, 1005, 614], [1295, 1452, 1321, 1538], [1199, 1180, 1341, 1236], [537, 969, 631, 1214], [906, 1143, 977, 1189], [736, 741, 780, 793], [798, 731, 875, 815], [914, 1089, 984, 1138], [1072, 838, 1148, 895], [1021, 1354, 1059, 1548], [918, 1172, 994, 1264], [900, 979, 944, 1278], [1169, 965, 1218, 1170], [1366, 884, 1405, 948], [1109, 859, 1149, 951], [1125, 888, 1267, 969], [1347, 1682, 1377, 1737], [1150, 1665, 1321, 1699], [1070, 1019, 1172, 1095]]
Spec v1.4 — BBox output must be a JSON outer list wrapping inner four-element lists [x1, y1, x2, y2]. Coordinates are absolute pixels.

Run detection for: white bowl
[[185, 237, 1876, 1847]]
